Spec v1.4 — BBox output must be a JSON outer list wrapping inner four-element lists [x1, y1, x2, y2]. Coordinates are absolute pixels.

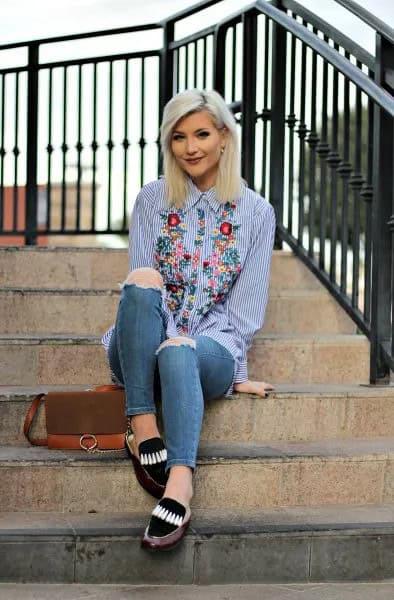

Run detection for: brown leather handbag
[[24, 385, 127, 452]]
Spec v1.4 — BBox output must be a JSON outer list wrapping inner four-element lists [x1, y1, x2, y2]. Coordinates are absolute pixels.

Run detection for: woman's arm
[[128, 191, 156, 271], [226, 200, 276, 388]]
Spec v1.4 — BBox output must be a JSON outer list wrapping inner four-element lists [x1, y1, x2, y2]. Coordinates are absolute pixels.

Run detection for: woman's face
[[171, 110, 227, 191]]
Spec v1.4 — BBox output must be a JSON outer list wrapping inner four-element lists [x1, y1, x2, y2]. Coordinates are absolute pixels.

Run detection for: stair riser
[[0, 250, 319, 291], [0, 249, 129, 290], [0, 291, 355, 335], [0, 339, 369, 386], [2, 394, 394, 446], [1, 530, 393, 584], [0, 343, 109, 386], [0, 457, 392, 513], [248, 339, 370, 384]]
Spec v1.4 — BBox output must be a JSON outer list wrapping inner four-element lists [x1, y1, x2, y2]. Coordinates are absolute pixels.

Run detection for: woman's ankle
[[128, 413, 161, 445], [164, 466, 193, 507]]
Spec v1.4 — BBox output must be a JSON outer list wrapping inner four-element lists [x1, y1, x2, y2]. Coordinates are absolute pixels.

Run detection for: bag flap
[[45, 390, 127, 434]]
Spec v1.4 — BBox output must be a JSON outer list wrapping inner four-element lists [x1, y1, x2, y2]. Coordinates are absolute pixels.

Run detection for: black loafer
[[125, 433, 168, 499], [141, 497, 191, 551]]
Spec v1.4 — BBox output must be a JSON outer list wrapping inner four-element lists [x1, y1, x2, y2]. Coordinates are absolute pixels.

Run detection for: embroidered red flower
[[203, 260, 210, 268], [169, 284, 179, 293], [220, 221, 232, 236], [183, 253, 191, 260], [167, 213, 180, 227]]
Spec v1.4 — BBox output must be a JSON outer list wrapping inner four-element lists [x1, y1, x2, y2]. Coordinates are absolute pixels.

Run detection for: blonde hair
[[160, 89, 241, 208]]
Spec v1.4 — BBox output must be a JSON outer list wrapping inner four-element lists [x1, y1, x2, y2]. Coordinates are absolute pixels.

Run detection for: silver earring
[[221, 146, 225, 154]]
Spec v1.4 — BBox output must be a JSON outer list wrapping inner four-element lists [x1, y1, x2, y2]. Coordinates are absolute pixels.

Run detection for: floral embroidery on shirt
[[154, 202, 241, 332], [154, 209, 189, 316], [198, 203, 241, 316], [179, 209, 205, 331]]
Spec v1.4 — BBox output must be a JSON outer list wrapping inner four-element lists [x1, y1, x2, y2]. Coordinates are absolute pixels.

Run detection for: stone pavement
[[1, 583, 394, 599]]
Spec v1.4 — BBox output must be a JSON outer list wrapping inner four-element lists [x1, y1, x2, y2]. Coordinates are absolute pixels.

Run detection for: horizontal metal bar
[[282, 0, 374, 70], [335, 0, 394, 44], [0, 23, 162, 51], [37, 50, 160, 71], [169, 25, 216, 50], [0, 66, 28, 76], [254, 0, 394, 117], [277, 224, 371, 338]]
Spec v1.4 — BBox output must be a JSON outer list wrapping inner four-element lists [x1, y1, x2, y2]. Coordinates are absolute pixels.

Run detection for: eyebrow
[[172, 127, 211, 134]]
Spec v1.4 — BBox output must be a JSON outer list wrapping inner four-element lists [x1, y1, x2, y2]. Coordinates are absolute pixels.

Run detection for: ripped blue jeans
[[107, 283, 235, 471]]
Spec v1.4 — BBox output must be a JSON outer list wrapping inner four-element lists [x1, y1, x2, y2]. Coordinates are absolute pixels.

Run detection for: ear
[[221, 126, 229, 144]]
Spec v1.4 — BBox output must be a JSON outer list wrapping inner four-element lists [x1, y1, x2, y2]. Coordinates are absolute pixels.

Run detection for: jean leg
[[108, 283, 166, 416], [193, 335, 235, 400], [156, 336, 234, 470]]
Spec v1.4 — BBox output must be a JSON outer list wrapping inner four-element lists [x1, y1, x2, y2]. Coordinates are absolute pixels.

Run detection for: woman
[[102, 89, 276, 550]]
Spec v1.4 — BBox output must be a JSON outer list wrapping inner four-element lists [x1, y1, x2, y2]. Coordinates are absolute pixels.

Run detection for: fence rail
[[0, 0, 393, 383]]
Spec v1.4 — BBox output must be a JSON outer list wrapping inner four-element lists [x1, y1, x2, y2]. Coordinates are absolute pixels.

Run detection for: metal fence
[[0, 0, 394, 383]]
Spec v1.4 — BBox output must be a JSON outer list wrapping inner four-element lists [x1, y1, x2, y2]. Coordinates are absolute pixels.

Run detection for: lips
[[185, 157, 203, 165]]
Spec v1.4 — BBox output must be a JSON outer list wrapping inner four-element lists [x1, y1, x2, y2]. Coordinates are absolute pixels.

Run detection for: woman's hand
[[233, 379, 274, 397]]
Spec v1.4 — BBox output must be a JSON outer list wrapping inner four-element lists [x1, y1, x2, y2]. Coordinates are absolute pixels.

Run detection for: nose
[[185, 137, 198, 154]]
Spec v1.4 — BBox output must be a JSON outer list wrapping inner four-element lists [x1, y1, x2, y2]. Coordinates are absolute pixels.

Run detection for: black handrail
[[335, 0, 394, 44], [282, 0, 374, 71], [253, 0, 394, 116], [0, 23, 162, 52]]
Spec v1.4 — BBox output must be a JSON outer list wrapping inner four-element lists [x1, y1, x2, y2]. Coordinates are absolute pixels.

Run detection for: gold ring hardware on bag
[[80, 433, 98, 452]]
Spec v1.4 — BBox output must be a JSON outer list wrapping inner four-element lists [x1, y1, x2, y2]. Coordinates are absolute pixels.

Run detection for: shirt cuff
[[233, 359, 248, 383]]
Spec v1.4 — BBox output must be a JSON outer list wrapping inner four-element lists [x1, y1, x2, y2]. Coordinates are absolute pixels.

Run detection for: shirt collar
[[184, 179, 222, 213]]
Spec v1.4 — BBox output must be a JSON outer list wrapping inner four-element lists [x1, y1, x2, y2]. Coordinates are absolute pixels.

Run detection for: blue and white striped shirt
[[101, 177, 275, 396]]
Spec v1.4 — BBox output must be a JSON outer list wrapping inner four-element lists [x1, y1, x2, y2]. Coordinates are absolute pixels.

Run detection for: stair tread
[[1, 503, 394, 536], [0, 333, 368, 343], [2, 437, 394, 464], [1, 382, 393, 399], [0, 287, 330, 298]]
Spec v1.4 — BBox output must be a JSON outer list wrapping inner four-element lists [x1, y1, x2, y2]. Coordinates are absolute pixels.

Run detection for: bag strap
[[23, 393, 47, 446]]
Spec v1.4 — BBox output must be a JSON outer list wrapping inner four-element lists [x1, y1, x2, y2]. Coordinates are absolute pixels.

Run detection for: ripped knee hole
[[155, 337, 196, 354], [122, 267, 164, 289]]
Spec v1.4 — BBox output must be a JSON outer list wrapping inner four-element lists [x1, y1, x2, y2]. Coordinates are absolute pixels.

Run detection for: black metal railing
[[0, 0, 394, 383]]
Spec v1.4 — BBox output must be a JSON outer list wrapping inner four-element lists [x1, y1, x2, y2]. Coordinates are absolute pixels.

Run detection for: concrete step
[[0, 334, 370, 386], [249, 333, 370, 384], [0, 248, 320, 292], [2, 384, 393, 447], [3, 584, 394, 600], [0, 504, 393, 583], [0, 438, 393, 512], [8, 584, 394, 600], [0, 287, 356, 335]]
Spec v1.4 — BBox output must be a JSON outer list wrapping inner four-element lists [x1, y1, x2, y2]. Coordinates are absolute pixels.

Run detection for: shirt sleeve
[[128, 190, 156, 271], [226, 201, 276, 383]]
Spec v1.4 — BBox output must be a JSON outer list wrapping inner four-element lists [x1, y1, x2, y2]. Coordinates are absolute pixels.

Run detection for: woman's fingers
[[234, 380, 275, 396]]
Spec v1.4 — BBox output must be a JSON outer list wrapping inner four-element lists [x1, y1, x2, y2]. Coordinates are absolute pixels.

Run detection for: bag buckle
[[79, 433, 98, 452]]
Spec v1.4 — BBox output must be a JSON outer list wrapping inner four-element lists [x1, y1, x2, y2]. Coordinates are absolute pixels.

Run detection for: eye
[[172, 133, 185, 141], [197, 131, 210, 138]]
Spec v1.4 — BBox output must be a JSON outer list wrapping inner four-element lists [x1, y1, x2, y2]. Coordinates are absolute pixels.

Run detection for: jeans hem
[[126, 408, 157, 416], [166, 458, 196, 471]]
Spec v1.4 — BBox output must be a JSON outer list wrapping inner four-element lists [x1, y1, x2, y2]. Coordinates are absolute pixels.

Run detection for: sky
[[1, 0, 393, 53]]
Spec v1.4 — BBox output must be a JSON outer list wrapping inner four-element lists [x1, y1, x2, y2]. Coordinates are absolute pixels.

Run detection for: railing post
[[25, 43, 39, 245], [159, 20, 174, 124], [241, 9, 257, 189], [269, 0, 287, 249], [213, 23, 226, 97], [370, 32, 394, 383]]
